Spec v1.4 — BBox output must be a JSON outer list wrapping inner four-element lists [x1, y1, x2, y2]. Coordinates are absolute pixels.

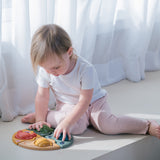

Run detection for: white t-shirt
[[36, 56, 106, 105]]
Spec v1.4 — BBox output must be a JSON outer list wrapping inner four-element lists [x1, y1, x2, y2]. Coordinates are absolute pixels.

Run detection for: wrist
[[36, 119, 45, 123], [62, 118, 73, 128]]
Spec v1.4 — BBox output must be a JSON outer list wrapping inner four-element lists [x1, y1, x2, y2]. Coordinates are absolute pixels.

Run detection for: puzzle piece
[[45, 133, 73, 148]]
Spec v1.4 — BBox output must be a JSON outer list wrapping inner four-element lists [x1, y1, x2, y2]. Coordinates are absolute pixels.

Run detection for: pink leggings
[[47, 95, 149, 135]]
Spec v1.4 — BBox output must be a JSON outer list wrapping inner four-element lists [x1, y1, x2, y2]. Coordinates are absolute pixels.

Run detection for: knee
[[70, 119, 88, 135], [96, 113, 118, 134], [97, 112, 109, 134], [46, 111, 65, 128]]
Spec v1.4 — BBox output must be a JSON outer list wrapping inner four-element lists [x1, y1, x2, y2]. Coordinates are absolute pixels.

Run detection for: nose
[[46, 70, 58, 76], [46, 69, 54, 74]]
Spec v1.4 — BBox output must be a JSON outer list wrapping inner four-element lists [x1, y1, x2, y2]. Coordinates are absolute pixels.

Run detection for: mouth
[[53, 74, 59, 76]]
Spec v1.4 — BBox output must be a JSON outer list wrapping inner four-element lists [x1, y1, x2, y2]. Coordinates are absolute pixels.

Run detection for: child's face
[[40, 52, 72, 76]]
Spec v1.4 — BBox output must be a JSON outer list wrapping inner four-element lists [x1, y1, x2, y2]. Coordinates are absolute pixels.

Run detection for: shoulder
[[77, 56, 99, 90], [77, 56, 95, 74], [76, 56, 97, 81]]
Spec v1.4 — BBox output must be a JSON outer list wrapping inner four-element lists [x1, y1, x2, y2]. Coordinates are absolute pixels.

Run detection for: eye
[[55, 66, 60, 69], [52, 66, 60, 70]]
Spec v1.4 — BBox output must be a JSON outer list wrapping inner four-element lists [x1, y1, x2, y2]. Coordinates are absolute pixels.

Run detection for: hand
[[28, 121, 51, 131], [54, 120, 71, 141]]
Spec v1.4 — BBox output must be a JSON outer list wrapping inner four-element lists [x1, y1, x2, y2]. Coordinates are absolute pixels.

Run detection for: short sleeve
[[81, 65, 97, 90], [36, 67, 50, 88]]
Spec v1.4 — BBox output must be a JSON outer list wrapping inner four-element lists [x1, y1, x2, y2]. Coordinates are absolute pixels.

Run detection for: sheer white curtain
[[53, 0, 160, 84], [0, 0, 160, 121], [0, 0, 36, 121]]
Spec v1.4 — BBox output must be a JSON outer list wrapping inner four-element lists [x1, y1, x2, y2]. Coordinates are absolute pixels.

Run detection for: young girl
[[22, 24, 160, 141]]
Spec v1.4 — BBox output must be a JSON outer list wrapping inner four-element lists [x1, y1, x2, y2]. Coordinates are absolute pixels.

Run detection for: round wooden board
[[12, 129, 60, 150]]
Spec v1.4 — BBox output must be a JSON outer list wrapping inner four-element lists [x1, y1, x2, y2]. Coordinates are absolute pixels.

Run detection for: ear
[[67, 47, 73, 57]]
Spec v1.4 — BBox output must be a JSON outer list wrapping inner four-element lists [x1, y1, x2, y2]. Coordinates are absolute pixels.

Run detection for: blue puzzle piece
[[58, 133, 69, 141], [45, 133, 73, 148]]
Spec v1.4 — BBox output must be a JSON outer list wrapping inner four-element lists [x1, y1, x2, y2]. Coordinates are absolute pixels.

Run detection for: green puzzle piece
[[28, 125, 54, 137]]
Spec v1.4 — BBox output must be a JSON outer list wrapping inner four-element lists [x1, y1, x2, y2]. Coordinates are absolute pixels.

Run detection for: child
[[22, 24, 160, 141]]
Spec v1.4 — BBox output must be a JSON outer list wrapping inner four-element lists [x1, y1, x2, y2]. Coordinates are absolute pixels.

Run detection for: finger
[[56, 129, 62, 140], [53, 129, 57, 138], [28, 124, 33, 129], [45, 122, 51, 128], [47, 123, 51, 128], [36, 124, 40, 131], [40, 123, 43, 129], [68, 132, 71, 140], [32, 124, 36, 129], [62, 130, 66, 141]]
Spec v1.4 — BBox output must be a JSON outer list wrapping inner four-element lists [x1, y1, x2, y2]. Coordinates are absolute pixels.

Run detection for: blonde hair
[[30, 24, 72, 73]]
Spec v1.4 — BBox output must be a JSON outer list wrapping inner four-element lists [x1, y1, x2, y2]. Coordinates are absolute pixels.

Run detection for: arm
[[54, 88, 93, 141], [29, 86, 51, 130], [35, 86, 50, 122]]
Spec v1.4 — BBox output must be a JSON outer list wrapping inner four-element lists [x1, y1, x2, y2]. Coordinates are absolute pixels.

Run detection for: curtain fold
[[0, 0, 160, 121], [0, 0, 2, 118]]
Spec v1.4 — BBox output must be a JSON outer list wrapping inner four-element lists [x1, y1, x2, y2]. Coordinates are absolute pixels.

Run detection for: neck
[[65, 54, 77, 75]]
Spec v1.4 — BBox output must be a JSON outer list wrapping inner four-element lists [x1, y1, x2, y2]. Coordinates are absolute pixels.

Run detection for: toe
[[21, 117, 26, 123]]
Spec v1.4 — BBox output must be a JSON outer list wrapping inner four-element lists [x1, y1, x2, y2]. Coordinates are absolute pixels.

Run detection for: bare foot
[[21, 113, 36, 124], [148, 120, 160, 139]]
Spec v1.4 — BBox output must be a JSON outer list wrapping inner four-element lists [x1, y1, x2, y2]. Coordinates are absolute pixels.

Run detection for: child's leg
[[21, 101, 89, 135], [47, 101, 89, 135], [89, 95, 149, 135]]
